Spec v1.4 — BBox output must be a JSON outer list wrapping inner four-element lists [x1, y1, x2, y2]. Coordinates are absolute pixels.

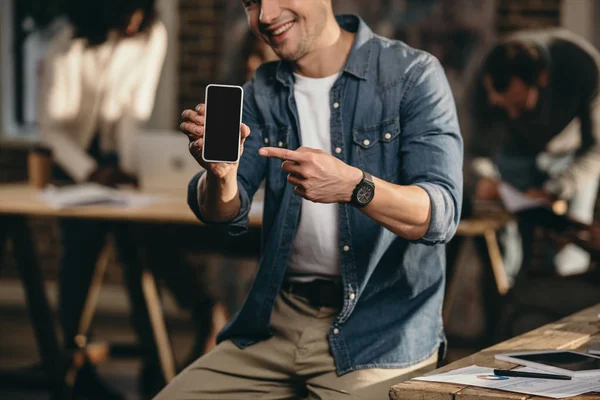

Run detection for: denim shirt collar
[[275, 14, 374, 86]]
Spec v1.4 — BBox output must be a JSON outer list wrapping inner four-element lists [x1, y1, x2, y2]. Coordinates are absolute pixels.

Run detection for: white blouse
[[39, 20, 168, 181]]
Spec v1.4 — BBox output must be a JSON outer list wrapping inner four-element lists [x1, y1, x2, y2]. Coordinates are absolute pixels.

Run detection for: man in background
[[469, 29, 600, 280]]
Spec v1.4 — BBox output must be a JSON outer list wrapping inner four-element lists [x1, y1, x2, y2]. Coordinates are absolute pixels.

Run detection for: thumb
[[241, 124, 251, 139]]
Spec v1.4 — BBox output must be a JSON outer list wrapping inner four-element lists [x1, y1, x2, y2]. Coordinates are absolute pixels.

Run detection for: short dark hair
[[65, 0, 157, 46], [482, 41, 547, 92]]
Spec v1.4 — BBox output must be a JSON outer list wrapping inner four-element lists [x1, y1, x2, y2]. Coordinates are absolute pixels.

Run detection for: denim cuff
[[187, 171, 251, 236], [413, 182, 457, 245]]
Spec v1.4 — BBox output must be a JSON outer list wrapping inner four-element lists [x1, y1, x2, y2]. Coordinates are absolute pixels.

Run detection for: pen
[[493, 369, 572, 380]]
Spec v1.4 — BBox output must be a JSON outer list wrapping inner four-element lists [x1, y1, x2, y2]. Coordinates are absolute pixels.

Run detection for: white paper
[[414, 365, 600, 399], [498, 182, 545, 212], [41, 184, 156, 209], [249, 200, 264, 220]]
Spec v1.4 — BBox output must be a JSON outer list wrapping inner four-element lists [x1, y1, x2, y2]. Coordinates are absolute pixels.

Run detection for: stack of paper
[[41, 184, 154, 209], [414, 365, 600, 399], [498, 182, 546, 212]]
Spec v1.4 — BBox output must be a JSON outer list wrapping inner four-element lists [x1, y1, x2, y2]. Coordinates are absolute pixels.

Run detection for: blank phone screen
[[203, 85, 243, 162]]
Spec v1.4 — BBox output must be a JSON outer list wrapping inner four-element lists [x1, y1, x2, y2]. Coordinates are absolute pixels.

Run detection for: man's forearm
[[197, 172, 242, 222], [361, 177, 432, 241]]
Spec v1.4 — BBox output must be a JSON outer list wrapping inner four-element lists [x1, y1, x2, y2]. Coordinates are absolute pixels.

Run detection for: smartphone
[[202, 84, 244, 163]]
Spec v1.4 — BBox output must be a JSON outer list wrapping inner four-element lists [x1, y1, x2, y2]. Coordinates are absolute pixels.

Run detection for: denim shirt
[[188, 15, 463, 375]]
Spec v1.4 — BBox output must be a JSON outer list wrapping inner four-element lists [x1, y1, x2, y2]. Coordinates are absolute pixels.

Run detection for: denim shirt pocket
[[352, 118, 401, 181], [263, 124, 291, 190]]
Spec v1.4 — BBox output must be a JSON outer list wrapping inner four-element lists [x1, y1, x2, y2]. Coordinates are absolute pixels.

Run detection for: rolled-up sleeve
[[187, 171, 252, 236], [400, 56, 464, 245], [186, 81, 266, 236]]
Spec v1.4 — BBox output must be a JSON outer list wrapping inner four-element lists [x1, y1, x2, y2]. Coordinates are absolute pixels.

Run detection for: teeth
[[272, 22, 293, 36]]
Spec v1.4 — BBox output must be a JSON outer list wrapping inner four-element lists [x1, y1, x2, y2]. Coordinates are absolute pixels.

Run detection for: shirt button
[[384, 133, 392, 140], [333, 102, 340, 109], [343, 245, 350, 252], [363, 139, 370, 146], [335, 147, 342, 154], [349, 293, 356, 301], [278, 141, 284, 147], [264, 137, 269, 144], [333, 328, 340, 335]]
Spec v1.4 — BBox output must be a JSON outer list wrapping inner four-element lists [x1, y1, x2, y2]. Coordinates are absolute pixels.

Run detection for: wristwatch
[[350, 170, 375, 207]]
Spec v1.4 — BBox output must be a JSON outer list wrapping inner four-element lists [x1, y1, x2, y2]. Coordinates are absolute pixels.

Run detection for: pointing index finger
[[258, 147, 304, 162]]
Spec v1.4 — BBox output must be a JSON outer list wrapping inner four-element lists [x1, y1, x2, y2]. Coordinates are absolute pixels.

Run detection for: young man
[[165, 0, 462, 398], [469, 29, 600, 279]]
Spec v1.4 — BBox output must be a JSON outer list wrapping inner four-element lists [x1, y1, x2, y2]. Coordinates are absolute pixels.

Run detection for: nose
[[506, 106, 520, 119], [260, 0, 282, 25], [488, 92, 500, 107]]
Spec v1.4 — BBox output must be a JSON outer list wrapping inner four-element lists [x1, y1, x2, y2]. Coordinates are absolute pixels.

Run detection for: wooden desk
[[390, 303, 600, 399], [0, 183, 262, 226], [0, 183, 517, 396], [0, 183, 261, 397]]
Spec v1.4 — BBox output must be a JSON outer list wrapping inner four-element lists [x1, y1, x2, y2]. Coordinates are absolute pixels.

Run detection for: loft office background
[[1, 0, 599, 137], [0, 0, 179, 135]]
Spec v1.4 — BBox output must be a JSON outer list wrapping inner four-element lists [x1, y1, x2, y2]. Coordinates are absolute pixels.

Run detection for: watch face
[[357, 185, 374, 204]]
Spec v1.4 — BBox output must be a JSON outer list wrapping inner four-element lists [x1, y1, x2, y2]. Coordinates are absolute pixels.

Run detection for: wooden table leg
[[483, 229, 510, 295], [76, 241, 112, 344], [2, 215, 73, 399], [121, 224, 176, 384], [61, 240, 112, 380], [140, 268, 176, 382]]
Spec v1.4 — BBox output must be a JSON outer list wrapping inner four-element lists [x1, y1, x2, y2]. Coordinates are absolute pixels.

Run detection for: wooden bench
[[444, 212, 513, 322]]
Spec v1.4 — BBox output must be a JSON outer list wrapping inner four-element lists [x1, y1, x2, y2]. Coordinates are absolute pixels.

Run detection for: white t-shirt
[[286, 72, 341, 282]]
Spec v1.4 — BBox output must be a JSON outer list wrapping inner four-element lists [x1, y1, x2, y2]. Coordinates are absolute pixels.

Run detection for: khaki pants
[[155, 290, 437, 399]]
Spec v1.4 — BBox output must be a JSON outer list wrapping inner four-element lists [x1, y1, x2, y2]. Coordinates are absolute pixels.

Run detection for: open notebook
[[41, 184, 154, 209], [498, 182, 546, 213]]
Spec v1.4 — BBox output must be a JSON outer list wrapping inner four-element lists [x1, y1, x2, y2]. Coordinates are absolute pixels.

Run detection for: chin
[[274, 48, 300, 62], [276, 45, 309, 62]]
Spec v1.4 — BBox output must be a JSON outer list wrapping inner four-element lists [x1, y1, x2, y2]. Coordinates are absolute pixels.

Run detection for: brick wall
[[496, 0, 561, 33], [178, 0, 227, 114]]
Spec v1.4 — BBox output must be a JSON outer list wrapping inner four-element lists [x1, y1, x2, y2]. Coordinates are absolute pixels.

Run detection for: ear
[[125, 9, 145, 36], [526, 86, 539, 110], [482, 75, 492, 90], [537, 70, 549, 87]]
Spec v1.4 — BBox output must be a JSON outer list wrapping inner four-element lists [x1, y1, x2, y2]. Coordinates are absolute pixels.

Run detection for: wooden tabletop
[[455, 214, 513, 236], [455, 207, 513, 237], [390, 303, 600, 399], [0, 183, 262, 226]]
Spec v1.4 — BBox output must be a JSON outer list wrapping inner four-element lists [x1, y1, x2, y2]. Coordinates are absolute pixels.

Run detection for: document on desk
[[498, 182, 546, 213], [414, 365, 600, 399], [41, 184, 155, 209]]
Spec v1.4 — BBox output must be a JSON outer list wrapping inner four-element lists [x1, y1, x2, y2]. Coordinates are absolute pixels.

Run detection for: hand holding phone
[[179, 85, 250, 180]]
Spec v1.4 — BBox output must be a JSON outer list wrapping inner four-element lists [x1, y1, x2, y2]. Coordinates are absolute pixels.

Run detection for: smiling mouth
[[265, 21, 295, 38]]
